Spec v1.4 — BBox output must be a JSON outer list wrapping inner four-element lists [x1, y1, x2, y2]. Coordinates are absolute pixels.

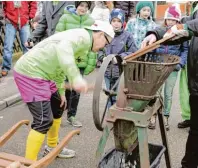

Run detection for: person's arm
[[55, 14, 67, 33], [146, 26, 167, 40], [119, 34, 138, 58], [181, 16, 193, 24], [30, 2, 47, 40], [145, 26, 190, 45], [55, 40, 84, 95], [28, 1, 37, 20], [186, 18, 198, 36], [53, 71, 66, 96], [179, 41, 189, 68]]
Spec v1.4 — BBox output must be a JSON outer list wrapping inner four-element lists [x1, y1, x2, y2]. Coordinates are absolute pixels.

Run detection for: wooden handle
[[0, 120, 29, 147], [6, 161, 21, 168], [124, 34, 175, 61]]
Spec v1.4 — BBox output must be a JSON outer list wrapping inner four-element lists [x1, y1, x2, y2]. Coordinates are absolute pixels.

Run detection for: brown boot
[[1, 70, 8, 77]]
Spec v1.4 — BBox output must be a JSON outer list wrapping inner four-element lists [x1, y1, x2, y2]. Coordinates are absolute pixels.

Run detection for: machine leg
[[96, 123, 113, 162], [157, 108, 172, 168], [138, 127, 150, 168]]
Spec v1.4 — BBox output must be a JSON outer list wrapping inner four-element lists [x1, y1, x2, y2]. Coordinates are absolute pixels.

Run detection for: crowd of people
[[1, 1, 198, 168]]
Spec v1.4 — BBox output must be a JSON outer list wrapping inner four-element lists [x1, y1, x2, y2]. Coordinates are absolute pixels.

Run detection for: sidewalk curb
[[0, 52, 22, 111], [0, 93, 22, 111]]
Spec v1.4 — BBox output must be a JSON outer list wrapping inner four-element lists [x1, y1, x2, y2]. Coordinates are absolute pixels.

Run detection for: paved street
[[0, 70, 188, 168]]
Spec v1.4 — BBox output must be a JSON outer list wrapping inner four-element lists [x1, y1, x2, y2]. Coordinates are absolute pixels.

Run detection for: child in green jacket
[[56, 1, 96, 127]]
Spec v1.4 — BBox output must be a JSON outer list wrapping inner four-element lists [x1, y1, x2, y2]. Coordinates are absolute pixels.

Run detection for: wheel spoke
[[101, 96, 109, 125]]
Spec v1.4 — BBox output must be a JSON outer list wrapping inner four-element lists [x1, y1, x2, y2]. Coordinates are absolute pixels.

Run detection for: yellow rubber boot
[[25, 129, 45, 161], [47, 118, 62, 148]]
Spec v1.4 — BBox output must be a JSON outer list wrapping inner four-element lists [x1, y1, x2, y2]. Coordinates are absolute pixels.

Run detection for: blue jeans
[[2, 23, 30, 71], [104, 76, 118, 109], [163, 71, 178, 117]]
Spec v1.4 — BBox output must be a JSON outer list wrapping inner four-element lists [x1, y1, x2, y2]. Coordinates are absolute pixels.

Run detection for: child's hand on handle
[[141, 34, 157, 49]]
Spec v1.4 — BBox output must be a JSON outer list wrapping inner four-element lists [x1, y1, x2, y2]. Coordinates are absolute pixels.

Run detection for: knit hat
[[75, 1, 92, 10], [136, 1, 154, 15], [164, 4, 181, 21], [109, 8, 125, 25]]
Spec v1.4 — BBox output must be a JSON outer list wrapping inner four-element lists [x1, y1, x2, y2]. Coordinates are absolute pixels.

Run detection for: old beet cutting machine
[[92, 36, 179, 168]]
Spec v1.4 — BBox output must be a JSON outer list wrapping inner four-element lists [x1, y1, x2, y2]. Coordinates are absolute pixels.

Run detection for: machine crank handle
[[102, 88, 117, 96]]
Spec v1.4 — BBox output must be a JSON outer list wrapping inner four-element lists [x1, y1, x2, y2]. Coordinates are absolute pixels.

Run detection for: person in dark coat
[[113, 1, 137, 22], [26, 1, 74, 44], [141, 10, 198, 168], [98, 8, 138, 107]]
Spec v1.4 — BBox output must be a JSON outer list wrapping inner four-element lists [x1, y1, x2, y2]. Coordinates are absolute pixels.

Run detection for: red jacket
[[3, 1, 37, 29]]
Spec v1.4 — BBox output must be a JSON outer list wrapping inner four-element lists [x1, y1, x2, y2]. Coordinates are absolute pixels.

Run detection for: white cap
[[85, 20, 115, 39]]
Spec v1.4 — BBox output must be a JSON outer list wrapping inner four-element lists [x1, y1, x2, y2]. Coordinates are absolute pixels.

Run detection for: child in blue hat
[[98, 8, 138, 108]]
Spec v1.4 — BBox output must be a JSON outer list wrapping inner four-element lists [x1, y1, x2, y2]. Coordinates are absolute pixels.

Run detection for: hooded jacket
[[55, 6, 96, 75], [98, 30, 138, 78]]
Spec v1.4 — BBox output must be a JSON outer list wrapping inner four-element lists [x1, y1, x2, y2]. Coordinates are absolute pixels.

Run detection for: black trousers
[[27, 91, 65, 134], [65, 68, 84, 118], [181, 95, 198, 168]]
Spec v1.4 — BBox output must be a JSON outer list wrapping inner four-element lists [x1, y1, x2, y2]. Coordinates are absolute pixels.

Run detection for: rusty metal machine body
[[92, 36, 180, 168]]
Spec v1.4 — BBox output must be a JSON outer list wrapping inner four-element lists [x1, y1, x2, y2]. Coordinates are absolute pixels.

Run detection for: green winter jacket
[[55, 7, 96, 75], [14, 29, 93, 96]]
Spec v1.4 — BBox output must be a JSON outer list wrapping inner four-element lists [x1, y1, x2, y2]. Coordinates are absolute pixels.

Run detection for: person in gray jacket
[[27, 1, 74, 44]]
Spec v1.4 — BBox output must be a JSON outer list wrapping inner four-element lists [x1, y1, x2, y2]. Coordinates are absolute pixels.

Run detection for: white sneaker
[[43, 145, 76, 158], [67, 117, 82, 127]]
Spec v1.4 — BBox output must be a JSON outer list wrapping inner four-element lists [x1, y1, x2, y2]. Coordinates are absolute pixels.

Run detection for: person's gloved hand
[[164, 24, 191, 40], [175, 64, 182, 71], [141, 34, 157, 48]]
